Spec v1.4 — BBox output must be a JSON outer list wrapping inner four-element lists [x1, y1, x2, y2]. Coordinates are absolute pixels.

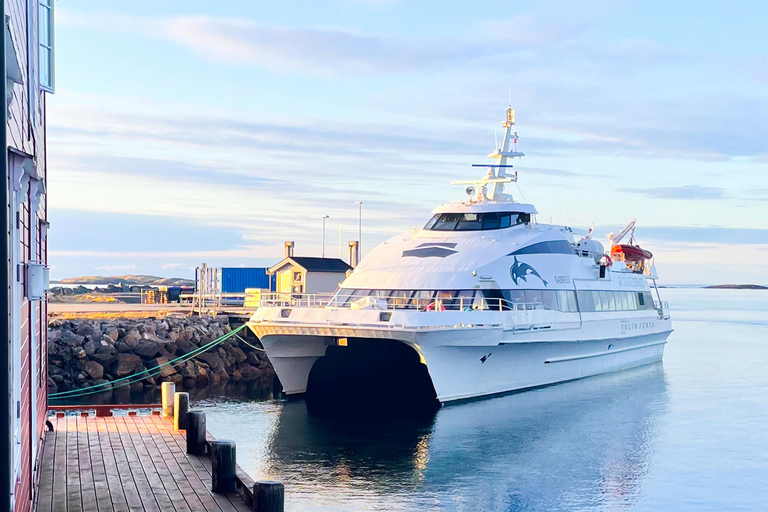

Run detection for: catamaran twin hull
[[247, 105, 673, 405], [248, 309, 672, 404]]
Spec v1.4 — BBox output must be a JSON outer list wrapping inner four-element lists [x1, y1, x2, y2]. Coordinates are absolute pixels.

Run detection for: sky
[[47, 0, 768, 284]]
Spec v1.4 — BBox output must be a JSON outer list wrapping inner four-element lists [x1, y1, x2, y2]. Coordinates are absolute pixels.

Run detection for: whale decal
[[510, 256, 548, 287]]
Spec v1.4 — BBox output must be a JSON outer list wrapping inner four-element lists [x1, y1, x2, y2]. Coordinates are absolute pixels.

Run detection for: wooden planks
[[35, 413, 252, 512]]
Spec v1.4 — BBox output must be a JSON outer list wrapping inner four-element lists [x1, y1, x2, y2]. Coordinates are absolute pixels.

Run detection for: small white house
[[270, 242, 351, 294]]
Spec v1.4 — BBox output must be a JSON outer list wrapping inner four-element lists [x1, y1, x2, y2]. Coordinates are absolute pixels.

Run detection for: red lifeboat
[[611, 244, 653, 262]]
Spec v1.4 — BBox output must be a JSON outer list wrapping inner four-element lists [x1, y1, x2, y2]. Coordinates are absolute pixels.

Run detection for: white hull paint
[[253, 318, 672, 403]]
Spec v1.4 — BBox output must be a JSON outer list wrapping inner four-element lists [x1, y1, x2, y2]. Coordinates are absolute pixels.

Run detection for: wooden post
[[173, 392, 189, 431], [186, 410, 206, 455], [211, 440, 237, 493], [253, 481, 284, 512], [161, 382, 176, 417]]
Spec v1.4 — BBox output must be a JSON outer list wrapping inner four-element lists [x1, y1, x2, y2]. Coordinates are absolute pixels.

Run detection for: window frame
[[39, 0, 55, 93]]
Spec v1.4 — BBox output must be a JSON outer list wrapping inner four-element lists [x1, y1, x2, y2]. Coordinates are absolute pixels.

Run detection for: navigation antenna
[[452, 105, 525, 202]]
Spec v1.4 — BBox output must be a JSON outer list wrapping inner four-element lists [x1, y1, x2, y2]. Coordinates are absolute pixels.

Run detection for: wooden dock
[[35, 412, 252, 512]]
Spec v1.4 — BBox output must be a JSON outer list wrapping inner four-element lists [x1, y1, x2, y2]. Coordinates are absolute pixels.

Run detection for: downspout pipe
[[1, 0, 12, 506]]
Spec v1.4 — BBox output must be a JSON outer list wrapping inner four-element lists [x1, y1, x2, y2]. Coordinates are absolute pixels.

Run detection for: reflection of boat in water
[[265, 364, 668, 511]]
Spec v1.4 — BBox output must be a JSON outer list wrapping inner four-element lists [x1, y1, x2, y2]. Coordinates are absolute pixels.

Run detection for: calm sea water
[[187, 289, 766, 511]]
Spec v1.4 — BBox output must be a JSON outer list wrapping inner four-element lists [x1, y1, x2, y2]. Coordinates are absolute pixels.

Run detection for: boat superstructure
[[248, 106, 672, 406]]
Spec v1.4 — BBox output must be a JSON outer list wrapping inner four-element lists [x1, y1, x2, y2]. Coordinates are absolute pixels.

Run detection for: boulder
[[83, 339, 100, 357], [229, 346, 247, 364], [195, 352, 224, 370], [134, 342, 161, 359], [84, 360, 104, 380], [178, 361, 198, 378], [129, 382, 144, 392], [92, 345, 118, 366], [104, 326, 119, 343], [240, 365, 263, 381], [175, 339, 197, 356], [76, 322, 97, 339], [149, 357, 177, 378], [115, 353, 142, 377], [48, 329, 61, 344], [91, 378, 112, 391], [75, 349, 87, 359], [61, 331, 85, 347], [120, 329, 141, 348]]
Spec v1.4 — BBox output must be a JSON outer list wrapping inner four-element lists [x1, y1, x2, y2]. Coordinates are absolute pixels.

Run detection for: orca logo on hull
[[510, 256, 548, 287]]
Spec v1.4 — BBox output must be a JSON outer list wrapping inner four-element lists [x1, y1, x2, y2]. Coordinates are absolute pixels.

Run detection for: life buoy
[[426, 301, 445, 311]]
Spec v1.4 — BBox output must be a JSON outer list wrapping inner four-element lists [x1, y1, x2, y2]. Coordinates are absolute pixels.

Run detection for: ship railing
[[654, 300, 670, 319], [259, 292, 555, 313], [258, 293, 335, 308]]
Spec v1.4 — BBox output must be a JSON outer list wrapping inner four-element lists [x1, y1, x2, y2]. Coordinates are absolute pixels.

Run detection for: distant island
[[52, 274, 195, 287], [705, 284, 768, 290]]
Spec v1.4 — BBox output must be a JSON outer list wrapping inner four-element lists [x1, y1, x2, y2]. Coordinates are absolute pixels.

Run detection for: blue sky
[[48, 0, 768, 284]]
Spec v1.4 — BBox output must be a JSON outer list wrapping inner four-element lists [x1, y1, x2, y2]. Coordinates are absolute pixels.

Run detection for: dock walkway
[[35, 413, 251, 512]]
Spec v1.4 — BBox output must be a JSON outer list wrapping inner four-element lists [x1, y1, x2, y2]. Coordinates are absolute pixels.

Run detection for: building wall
[[275, 266, 303, 294], [305, 272, 346, 294], [6, 0, 50, 511]]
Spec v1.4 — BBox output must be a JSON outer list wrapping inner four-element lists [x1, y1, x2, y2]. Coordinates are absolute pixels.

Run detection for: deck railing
[[257, 292, 555, 313], [654, 300, 670, 319]]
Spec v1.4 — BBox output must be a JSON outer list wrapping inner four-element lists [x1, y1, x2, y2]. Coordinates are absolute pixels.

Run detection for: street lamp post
[[355, 201, 362, 257], [322, 215, 330, 258]]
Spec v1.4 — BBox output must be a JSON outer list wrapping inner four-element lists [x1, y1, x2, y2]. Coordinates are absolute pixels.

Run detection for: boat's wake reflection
[[265, 363, 669, 511]]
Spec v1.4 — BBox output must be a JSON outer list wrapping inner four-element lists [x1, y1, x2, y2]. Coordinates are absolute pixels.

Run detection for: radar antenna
[[452, 105, 525, 202]]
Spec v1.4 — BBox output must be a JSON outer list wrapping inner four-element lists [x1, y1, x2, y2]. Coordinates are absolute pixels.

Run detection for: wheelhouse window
[[424, 212, 529, 231], [39, 0, 55, 92]]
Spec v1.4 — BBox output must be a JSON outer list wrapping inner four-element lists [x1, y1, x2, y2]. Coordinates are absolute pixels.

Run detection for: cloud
[[621, 185, 728, 200], [162, 263, 182, 270]]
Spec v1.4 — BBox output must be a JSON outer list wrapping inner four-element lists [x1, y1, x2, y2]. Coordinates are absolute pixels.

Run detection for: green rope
[[233, 332, 266, 352], [49, 324, 247, 399]]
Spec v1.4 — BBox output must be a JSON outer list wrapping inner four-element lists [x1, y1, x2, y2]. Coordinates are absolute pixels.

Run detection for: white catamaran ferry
[[248, 106, 672, 407]]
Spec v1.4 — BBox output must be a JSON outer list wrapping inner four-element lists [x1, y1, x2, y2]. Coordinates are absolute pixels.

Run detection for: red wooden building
[[2, 0, 54, 511]]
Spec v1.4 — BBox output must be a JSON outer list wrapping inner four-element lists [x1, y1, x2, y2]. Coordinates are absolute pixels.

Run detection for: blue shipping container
[[220, 267, 274, 293]]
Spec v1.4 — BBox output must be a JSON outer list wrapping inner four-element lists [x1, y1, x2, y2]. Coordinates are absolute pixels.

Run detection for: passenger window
[[566, 291, 578, 312], [541, 290, 558, 310], [576, 291, 594, 312]]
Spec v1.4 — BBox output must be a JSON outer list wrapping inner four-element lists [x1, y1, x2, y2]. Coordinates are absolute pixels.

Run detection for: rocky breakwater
[[47, 316, 276, 396]]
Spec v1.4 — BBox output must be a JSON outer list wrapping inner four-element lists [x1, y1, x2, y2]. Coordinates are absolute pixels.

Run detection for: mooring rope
[[232, 331, 266, 352], [49, 324, 248, 400]]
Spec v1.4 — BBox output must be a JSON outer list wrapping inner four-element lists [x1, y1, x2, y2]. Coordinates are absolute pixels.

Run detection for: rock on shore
[[47, 316, 276, 396]]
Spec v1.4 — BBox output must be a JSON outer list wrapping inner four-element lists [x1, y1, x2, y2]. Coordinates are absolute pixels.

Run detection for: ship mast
[[452, 105, 525, 202]]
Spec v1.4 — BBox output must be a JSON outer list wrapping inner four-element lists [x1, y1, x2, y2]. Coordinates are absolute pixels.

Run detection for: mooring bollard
[[211, 440, 237, 493], [253, 481, 285, 512], [161, 381, 176, 417], [173, 392, 189, 431], [186, 410, 206, 455]]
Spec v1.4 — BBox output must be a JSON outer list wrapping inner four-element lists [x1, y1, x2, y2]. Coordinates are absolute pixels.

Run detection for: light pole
[[322, 215, 329, 258], [355, 201, 362, 257]]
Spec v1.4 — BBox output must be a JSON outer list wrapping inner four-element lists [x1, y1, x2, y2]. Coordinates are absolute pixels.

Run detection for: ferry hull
[[252, 327, 671, 404]]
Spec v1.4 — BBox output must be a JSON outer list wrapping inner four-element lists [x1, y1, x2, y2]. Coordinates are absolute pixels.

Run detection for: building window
[[39, 0, 54, 92], [293, 272, 302, 282]]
